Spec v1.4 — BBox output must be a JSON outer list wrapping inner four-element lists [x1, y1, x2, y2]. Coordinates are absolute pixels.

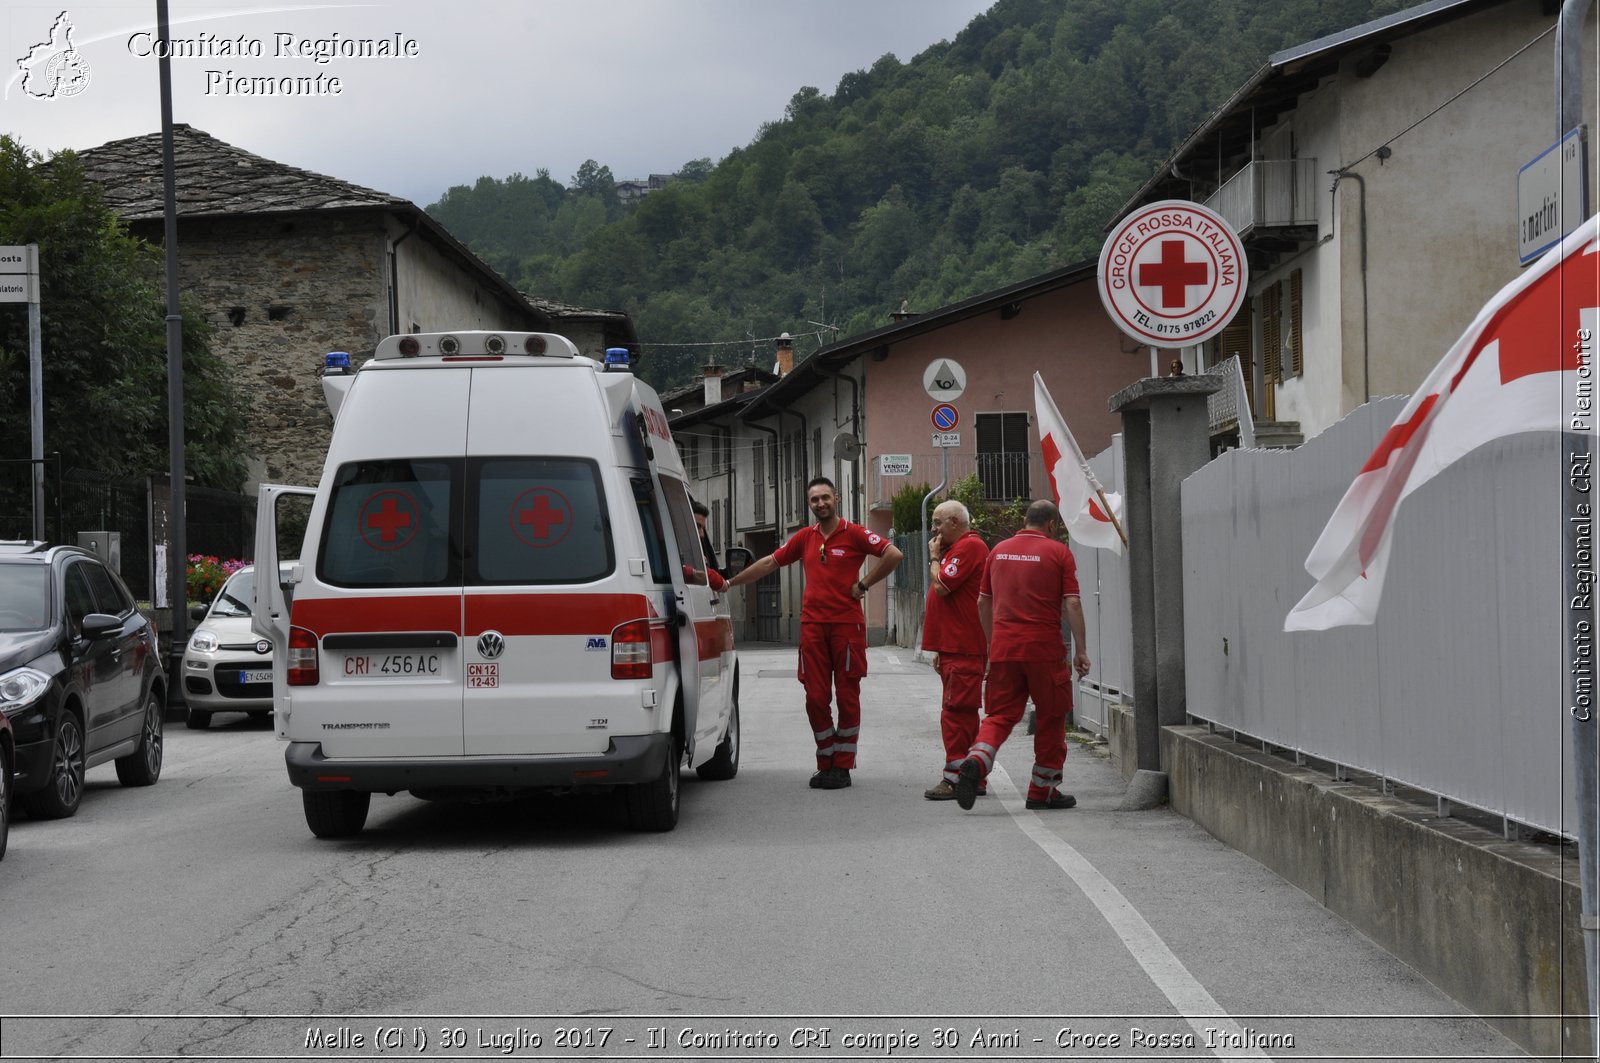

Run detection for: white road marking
[[989, 764, 1272, 1059]]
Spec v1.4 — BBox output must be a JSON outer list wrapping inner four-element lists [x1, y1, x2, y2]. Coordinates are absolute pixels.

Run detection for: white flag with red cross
[[1285, 213, 1600, 631], [1034, 372, 1125, 554]]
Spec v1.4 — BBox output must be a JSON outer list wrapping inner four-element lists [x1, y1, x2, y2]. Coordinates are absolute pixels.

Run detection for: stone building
[[74, 125, 635, 489]]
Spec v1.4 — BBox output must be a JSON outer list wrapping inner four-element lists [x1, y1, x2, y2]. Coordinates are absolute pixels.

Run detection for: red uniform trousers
[[935, 652, 985, 785], [967, 659, 1074, 802], [798, 621, 866, 770]]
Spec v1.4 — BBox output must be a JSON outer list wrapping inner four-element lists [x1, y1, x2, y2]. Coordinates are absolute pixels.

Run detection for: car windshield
[[0, 563, 50, 631], [209, 569, 255, 618]]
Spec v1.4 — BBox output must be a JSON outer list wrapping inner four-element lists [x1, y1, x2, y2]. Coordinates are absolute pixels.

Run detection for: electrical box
[[77, 531, 122, 575]]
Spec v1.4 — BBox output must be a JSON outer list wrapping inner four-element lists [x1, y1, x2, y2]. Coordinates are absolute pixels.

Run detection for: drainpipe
[[1328, 170, 1370, 403], [388, 215, 422, 335], [820, 363, 861, 520]]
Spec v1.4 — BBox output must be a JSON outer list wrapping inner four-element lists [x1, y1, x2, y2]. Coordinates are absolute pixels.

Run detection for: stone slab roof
[[72, 124, 407, 221]]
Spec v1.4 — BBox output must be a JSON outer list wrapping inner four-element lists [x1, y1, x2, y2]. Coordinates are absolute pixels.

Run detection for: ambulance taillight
[[610, 619, 653, 680], [286, 627, 320, 686]]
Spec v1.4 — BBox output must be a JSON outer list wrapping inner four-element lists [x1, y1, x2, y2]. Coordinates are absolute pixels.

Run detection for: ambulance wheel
[[696, 702, 739, 781], [625, 736, 680, 832], [303, 790, 370, 838]]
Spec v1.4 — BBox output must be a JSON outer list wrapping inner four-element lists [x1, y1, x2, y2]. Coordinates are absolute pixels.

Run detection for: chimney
[[775, 332, 795, 376], [890, 299, 916, 323], [703, 362, 724, 406]]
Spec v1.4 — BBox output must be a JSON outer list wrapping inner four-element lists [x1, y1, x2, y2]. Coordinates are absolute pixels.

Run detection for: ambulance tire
[[696, 702, 739, 781], [303, 789, 370, 838], [625, 735, 680, 832]]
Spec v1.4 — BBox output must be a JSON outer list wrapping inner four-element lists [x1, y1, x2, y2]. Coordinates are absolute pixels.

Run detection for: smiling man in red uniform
[[727, 477, 902, 789], [953, 499, 1090, 811], [920, 499, 989, 801]]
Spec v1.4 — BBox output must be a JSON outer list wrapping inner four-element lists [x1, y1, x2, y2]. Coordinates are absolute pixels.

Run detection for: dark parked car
[[0, 704, 11, 859], [0, 542, 165, 818]]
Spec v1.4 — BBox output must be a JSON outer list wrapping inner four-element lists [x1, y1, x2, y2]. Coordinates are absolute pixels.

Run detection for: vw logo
[[476, 631, 505, 659], [254, 640, 270, 655]]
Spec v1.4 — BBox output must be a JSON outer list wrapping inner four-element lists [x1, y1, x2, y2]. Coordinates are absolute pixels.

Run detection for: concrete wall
[[1105, 703, 1589, 1058]]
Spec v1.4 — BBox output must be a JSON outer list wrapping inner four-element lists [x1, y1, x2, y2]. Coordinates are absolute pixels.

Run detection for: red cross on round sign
[[1097, 199, 1248, 349]]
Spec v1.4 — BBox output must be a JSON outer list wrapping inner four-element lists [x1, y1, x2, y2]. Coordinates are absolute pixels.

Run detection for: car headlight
[[189, 630, 219, 653], [0, 667, 51, 716]]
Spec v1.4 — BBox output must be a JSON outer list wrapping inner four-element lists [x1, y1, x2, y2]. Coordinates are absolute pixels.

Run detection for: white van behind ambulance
[[252, 332, 741, 838]]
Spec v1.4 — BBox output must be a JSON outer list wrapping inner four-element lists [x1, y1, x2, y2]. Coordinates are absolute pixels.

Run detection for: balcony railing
[[1202, 159, 1320, 236], [871, 452, 1033, 518]]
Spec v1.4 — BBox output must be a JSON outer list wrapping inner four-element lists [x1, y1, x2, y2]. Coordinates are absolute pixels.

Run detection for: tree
[[0, 137, 247, 490]]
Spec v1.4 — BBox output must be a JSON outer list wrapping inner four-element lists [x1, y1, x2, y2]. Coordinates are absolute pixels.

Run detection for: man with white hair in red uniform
[[953, 499, 1090, 811], [920, 499, 989, 800]]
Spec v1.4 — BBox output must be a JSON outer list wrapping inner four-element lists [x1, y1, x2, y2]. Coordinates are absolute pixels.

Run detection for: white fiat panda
[[252, 333, 742, 838]]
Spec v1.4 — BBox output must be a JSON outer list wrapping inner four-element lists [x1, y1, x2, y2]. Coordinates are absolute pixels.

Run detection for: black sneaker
[[955, 759, 982, 810], [1024, 791, 1077, 810]]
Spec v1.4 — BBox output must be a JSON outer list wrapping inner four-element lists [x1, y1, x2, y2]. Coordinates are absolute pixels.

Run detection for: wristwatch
[[855, 580, 868, 594]]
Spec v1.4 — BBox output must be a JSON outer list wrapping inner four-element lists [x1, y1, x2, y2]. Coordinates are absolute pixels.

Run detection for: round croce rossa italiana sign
[[1097, 199, 1248, 349]]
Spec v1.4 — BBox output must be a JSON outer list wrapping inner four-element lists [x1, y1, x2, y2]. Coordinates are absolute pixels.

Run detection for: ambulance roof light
[[604, 347, 633, 372], [323, 351, 353, 375]]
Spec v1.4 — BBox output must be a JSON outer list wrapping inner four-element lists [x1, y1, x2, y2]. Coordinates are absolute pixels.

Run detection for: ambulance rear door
[[291, 366, 471, 759], [460, 364, 638, 756]]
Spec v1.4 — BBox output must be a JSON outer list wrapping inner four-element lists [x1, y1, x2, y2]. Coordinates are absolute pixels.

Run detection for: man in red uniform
[[954, 499, 1090, 811], [920, 500, 990, 801], [727, 477, 902, 789]]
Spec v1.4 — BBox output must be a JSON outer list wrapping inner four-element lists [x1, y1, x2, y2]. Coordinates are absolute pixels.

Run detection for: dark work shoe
[[829, 768, 852, 789], [955, 759, 982, 810], [1025, 791, 1077, 810], [809, 770, 830, 789]]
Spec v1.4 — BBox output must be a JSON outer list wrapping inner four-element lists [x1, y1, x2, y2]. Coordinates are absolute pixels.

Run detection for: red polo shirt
[[773, 519, 892, 624], [921, 530, 988, 657], [979, 528, 1079, 662]]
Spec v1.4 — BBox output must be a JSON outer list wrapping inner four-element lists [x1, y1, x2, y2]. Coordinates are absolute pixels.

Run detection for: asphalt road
[[0, 645, 1526, 1062]]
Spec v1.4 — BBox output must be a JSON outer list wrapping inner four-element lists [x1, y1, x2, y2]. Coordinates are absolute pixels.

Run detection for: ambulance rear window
[[470, 457, 613, 585], [318, 459, 458, 588]]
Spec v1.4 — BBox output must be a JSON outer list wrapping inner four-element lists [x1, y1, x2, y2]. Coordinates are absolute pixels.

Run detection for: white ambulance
[[251, 332, 742, 838]]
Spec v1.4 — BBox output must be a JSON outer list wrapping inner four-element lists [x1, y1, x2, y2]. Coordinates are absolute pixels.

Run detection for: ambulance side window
[[631, 478, 672, 584], [659, 474, 706, 585], [318, 459, 458, 588], [470, 457, 613, 585]]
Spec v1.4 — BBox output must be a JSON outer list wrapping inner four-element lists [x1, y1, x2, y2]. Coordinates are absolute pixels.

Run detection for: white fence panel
[[1182, 399, 1572, 835], [1073, 437, 1132, 734]]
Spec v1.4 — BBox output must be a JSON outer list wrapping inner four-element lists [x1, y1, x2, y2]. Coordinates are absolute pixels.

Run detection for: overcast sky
[[2, 1, 994, 207]]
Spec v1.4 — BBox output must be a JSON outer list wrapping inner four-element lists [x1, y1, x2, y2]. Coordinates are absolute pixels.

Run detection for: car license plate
[[238, 669, 272, 684], [340, 652, 445, 678]]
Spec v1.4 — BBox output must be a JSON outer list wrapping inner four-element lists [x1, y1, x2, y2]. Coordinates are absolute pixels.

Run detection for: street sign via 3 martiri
[[1098, 200, 1247, 349]]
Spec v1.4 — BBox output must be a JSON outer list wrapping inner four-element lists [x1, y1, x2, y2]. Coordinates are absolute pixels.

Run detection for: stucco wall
[[862, 279, 1149, 539], [1332, 0, 1598, 421]]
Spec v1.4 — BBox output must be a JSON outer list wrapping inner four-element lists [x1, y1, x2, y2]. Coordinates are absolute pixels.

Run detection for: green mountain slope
[[427, 0, 1407, 389]]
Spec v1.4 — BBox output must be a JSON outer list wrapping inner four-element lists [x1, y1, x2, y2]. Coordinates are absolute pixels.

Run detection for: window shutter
[[1262, 282, 1282, 384], [1289, 269, 1304, 378]]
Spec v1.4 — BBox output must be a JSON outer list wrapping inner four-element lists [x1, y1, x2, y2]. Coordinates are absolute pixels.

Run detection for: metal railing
[[872, 452, 1033, 510], [1203, 159, 1320, 235], [1207, 356, 1257, 446]]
